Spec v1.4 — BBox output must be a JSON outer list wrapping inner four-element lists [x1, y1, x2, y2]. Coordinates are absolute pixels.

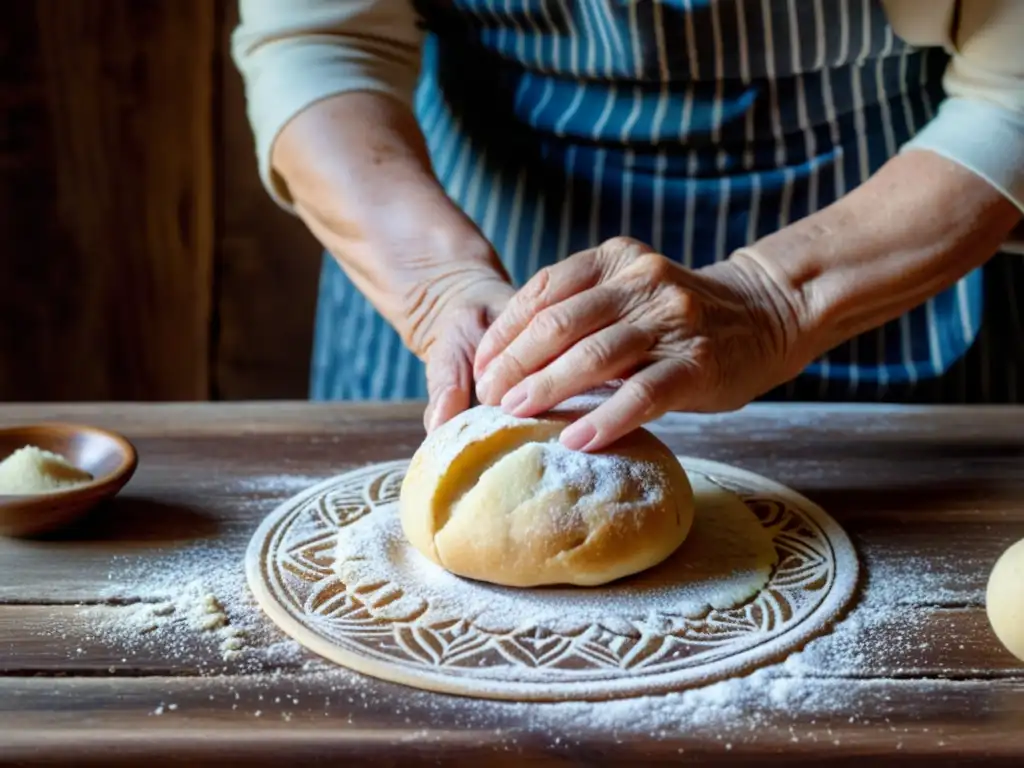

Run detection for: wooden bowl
[[0, 423, 138, 537]]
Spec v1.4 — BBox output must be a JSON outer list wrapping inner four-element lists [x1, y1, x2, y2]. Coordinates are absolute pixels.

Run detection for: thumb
[[422, 280, 515, 433], [422, 313, 484, 433]]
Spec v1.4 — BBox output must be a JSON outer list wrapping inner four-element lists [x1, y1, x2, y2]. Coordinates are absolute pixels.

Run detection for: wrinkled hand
[[299, 191, 513, 432], [472, 237, 806, 451], [273, 92, 516, 433], [401, 251, 515, 433]]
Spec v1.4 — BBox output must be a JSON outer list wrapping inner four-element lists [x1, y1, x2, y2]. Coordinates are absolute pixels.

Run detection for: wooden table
[[1, 402, 1022, 766]]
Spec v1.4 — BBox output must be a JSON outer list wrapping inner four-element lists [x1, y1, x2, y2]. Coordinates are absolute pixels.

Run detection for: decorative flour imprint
[[246, 457, 859, 701]]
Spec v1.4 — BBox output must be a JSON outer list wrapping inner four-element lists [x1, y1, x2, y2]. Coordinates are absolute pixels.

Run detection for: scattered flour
[[126, 659, 923, 747], [230, 474, 330, 497], [61, 521, 850, 741], [535, 440, 664, 506], [73, 541, 315, 674], [44, 461, 967, 748], [783, 549, 985, 677]]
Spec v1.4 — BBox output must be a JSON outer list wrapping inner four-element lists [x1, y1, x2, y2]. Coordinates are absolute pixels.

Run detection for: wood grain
[[0, 402, 1022, 764], [0, 2, 214, 401], [0, 2, 322, 402], [1, 677, 1023, 765], [213, 1, 322, 400]]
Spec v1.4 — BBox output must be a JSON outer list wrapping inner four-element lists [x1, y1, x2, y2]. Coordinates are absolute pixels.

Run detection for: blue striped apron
[[311, 0, 1024, 405]]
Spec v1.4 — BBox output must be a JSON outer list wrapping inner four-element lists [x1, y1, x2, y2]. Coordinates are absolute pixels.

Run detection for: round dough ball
[[987, 538, 1024, 663], [399, 405, 695, 587]]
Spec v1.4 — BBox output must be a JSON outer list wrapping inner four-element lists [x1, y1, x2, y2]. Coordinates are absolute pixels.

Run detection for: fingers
[[423, 340, 473, 433], [500, 323, 654, 417], [475, 287, 626, 406], [424, 386, 469, 434], [473, 252, 604, 379], [423, 314, 487, 433], [421, 277, 514, 432], [559, 359, 696, 452], [474, 237, 654, 393]]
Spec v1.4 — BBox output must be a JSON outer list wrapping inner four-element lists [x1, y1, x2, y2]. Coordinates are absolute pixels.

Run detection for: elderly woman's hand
[[472, 237, 809, 451], [309, 197, 514, 433], [272, 92, 514, 432]]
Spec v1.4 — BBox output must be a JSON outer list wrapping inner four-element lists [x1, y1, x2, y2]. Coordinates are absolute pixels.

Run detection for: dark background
[[0, 0, 322, 402]]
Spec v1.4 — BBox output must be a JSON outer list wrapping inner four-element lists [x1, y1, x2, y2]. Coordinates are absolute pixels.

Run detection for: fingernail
[[428, 410, 443, 432], [474, 348, 492, 379], [501, 386, 529, 415], [560, 420, 597, 452], [427, 390, 452, 432], [475, 369, 495, 405]]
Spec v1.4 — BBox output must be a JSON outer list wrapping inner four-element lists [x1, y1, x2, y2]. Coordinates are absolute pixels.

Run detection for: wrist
[[731, 229, 831, 370], [737, 151, 1021, 365], [269, 92, 513, 352], [707, 252, 816, 380]]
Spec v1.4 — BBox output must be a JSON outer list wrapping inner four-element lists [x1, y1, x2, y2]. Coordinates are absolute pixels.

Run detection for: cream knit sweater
[[231, 0, 1024, 233]]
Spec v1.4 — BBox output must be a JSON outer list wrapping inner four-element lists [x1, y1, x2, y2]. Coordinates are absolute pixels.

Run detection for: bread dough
[[341, 469, 777, 634], [987, 538, 1024, 663], [399, 405, 695, 587]]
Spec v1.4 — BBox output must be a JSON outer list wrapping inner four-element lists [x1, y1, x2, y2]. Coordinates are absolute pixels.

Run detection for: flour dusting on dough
[[335, 471, 778, 634], [536, 441, 665, 507]]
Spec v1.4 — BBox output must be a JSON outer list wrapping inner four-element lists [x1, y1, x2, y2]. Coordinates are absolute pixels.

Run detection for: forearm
[[272, 92, 502, 331], [272, 90, 440, 221], [232, 0, 424, 207], [741, 149, 1022, 367]]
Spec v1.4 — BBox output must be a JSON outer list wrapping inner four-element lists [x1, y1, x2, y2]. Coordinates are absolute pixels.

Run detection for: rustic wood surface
[[213, 1, 322, 400], [0, 402, 1022, 766], [0, 1, 215, 401], [0, 2, 321, 403]]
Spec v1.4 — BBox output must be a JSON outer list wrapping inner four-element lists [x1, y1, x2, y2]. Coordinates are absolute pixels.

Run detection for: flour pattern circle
[[246, 458, 859, 701]]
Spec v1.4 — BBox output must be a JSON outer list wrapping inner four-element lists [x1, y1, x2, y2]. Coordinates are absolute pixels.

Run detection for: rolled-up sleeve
[[231, 0, 424, 207], [901, 0, 1024, 215]]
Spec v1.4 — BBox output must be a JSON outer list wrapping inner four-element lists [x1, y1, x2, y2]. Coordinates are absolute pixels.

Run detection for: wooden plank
[[213, 1, 322, 400], [1, 676, 1023, 765], [0, 1, 215, 401], [0, 601, 311, 678], [0, 403, 1023, 761], [0, 405, 1022, 603], [0, 401, 430, 436], [5, 400, 1024, 442], [0, 511, 1017, 603], [1, 602, 1020, 678]]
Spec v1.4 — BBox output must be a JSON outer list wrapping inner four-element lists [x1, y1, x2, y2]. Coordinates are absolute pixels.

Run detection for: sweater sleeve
[[900, 0, 1024, 216], [231, 0, 424, 208]]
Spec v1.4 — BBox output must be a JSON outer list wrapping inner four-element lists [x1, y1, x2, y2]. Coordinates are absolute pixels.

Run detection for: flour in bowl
[[0, 445, 93, 494]]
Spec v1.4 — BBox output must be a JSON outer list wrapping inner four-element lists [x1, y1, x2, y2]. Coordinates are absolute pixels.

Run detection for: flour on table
[[78, 541, 312, 673], [231, 474, 331, 496], [334, 471, 777, 634], [41, 455, 934, 746]]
